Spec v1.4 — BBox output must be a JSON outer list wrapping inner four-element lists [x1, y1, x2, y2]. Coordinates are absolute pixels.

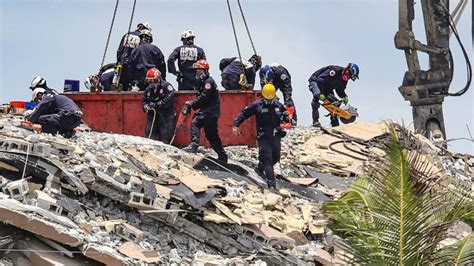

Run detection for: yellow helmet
[[262, 84, 276, 100]]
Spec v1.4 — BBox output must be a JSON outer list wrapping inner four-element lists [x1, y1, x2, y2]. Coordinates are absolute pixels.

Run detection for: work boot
[[182, 143, 198, 153], [217, 152, 228, 164], [267, 181, 279, 193], [254, 166, 265, 178], [312, 121, 321, 128]]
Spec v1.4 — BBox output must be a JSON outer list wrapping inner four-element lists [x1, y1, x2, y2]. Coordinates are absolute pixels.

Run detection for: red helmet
[[146, 68, 161, 83], [193, 59, 209, 70]]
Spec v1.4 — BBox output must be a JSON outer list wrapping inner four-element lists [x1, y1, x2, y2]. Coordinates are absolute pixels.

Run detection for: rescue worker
[[233, 84, 289, 190], [182, 60, 228, 163], [130, 30, 166, 91], [141, 68, 176, 144], [116, 22, 152, 90], [308, 63, 359, 127], [219, 54, 262, 90], [28, 88, 82, 138], [84, 63, 115, 92], [259, 64, 298, 125], [29, 76, 58, 95], [167, 29, 206, 91]]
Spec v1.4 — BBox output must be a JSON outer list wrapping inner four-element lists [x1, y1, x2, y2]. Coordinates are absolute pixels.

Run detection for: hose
[[147, 108, 157, 139]]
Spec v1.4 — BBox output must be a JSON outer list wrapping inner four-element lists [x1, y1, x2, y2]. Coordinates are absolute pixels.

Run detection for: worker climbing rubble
[[259, 64, 298, 125], [29, 76, 58, 95], [309, 63, 359, 127], [183, 59, 228, 163], [131, 29, 166, 91], [167, 29, 207, 91], [233, 84, 289, 190], [219, 54, 261, 90], [116, 22, 152, 90], [142, 67, 176, 143], [27, 87, 82, 138]]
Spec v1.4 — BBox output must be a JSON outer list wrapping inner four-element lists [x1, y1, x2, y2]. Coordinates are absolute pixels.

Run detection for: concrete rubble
[[0, 114, 472, 265]]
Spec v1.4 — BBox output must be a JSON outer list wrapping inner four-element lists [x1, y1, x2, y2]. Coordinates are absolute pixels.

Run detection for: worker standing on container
[[167, 29, 206, 91], [29, 76, 58, 95], [116, 22, 152, 90], [233, 84, 289, 190], [182, 60, 228, 163], [259, 64, 297, 126], [141, 68, 176, 143], [219, 54, 261, 90], [131, 30, 166, 91], [28, 88, 82, 138], [308, 63, 359, 127]]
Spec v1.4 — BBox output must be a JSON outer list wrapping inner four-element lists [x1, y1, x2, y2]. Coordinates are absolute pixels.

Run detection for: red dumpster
[[64, 91, 259, 147]]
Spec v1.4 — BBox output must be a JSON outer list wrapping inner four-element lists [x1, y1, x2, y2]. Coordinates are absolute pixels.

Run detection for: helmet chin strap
[[263, 98, 275, 104]]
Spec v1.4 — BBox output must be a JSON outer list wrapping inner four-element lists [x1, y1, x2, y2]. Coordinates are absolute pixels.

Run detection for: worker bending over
[[28, 88, 82, 138], [308, 63, 359, 127], [219, 54, 261, 90], [183, 60, 228, 163], [167, 29, 206, 91], [259, 64, 297, 125], [29, 76, 58, 95], [131, 30, 166, 91], [233, 84, 289, 190], [142, 68, 176, 143]]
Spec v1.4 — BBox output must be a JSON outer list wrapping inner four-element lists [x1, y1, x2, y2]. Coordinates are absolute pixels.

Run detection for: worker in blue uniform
[[167, 29, 206, 91], [29, 76, 58, 95], [131, 30, 166, 91], [233, 84, 289, 190], [219, 54, 261, 90], [28, 88, 82, 138], [116, 22, 151, 90], [259, 64, 297, 125], [308, 63, 359, 127], [182, 60, 228, 163], [142, 68, 176, 144]]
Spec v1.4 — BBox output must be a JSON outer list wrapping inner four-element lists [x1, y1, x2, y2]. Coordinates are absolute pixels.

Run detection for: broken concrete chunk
[[115, 223, 144, 243], [170, 166, 223, 193], [118, 242, 161, 263], [263, 193, 281, 207], [3, 179, 29, 201], [211, 199, 241, 225], [204, 210, 236, 224]]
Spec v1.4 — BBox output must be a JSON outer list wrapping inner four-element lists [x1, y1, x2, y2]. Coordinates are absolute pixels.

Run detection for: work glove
[[176, 71, 183, 82], [319, 94, 326, 101], [143, 104, 151, 112], [343, 96, 349, 105]]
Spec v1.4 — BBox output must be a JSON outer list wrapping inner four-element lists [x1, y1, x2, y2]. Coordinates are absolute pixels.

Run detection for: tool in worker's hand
[[170, 102, 192, 145], [280, 106, 295, 129], [20, 121, 42, 133], [321, 99, 358, 124], [111, 63, 123, 92]]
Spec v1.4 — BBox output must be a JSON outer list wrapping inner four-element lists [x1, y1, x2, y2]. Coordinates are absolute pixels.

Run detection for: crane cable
[[226, 0, 258, 63], [236, 0, 257, 55], [100, 0, 120, 69], [226, 0, 243, 63]]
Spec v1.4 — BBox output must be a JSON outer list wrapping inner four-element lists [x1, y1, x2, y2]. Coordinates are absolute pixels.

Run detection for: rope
[[100, 0, 120, 69], [237, 0, 257, 55], [226, 0, 243, 62], [147, 108, 157, 139]]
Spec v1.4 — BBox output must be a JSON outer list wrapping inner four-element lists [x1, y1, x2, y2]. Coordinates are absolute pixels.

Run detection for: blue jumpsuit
[[142, 81, 176, 143], [131, 41, 167, 90], [167, 44, 206, 91], [116, 30, 141, 90], [219, 57, 257, 90], [233, 99, 289, 188]]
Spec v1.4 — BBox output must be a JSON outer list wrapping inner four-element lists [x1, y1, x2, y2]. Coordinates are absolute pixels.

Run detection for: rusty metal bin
[[64, 91, 259, 147]]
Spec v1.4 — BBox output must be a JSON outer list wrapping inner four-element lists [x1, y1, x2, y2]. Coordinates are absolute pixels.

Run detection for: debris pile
[[0, 114, 471, 265]]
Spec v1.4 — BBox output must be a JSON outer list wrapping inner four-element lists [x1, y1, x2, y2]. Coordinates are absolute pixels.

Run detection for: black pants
[[145, 111, 176, 144], [178, 78, 198, 91], [257, 136, 281, 187], [221, 74, 241, 90], [38, 113, 81, 137], [190, 113, 225, 156], [311, 95, 339, 127], [120, 64, 133, 91]]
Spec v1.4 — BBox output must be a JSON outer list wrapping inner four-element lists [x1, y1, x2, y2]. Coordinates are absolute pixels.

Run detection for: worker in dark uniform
[[259, 64, 298, 125], [29, 76, 58, 95], [28, 88, 82, 138], [308, 63, 359, 127], [116, 22, 151, 90], [182, 60, 228, 163], [84, 63, 115, 92], [167, 29, 206, 91], [142, 68, 176, 144], [233, 84, 289, 190], [131, 30, 166, 91], [219, 54, 262, 90]]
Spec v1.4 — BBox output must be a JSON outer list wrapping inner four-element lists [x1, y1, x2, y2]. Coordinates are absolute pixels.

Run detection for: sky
[[1, 0, 472, 154]]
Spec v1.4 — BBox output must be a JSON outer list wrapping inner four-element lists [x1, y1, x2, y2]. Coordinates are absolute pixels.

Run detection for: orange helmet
[[193, 59, 209, 70], [146, 68, 161, 83]]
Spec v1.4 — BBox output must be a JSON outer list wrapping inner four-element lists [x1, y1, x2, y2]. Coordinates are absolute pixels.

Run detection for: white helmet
[[140, 29, 153, 38], [30, 76, 47, 90], [137, 22, 152, 31], [32, 88, 46, 101], [181, 29, 195, 40]]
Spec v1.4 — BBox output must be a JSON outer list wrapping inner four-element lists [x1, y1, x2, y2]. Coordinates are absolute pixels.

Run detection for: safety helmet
[[347, 63, 359, 80], [261, 84, 276, 100], [259, 65, 274, 84], [32, 88, 46, 101], [146, 68, 161, 83], [193, 59, 210, 70], [181, 29, 195, 40], [30, 76, 47, 90], [248, 54, 262, 70], [139, 29, 153, 42], [137, 22, 152, 31]]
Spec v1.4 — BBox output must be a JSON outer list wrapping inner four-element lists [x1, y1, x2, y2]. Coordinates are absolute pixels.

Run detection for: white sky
[[1, 0, 472, 154]]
